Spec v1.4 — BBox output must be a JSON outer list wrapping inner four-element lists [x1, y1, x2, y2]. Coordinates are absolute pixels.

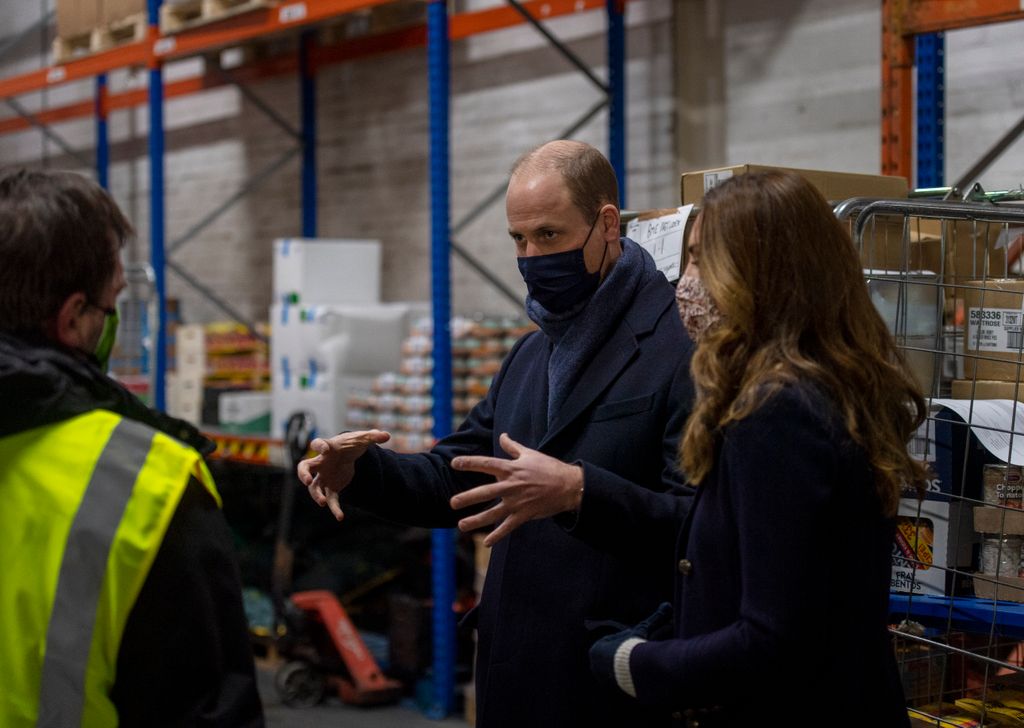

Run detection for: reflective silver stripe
[[36, 418, 154, 727]]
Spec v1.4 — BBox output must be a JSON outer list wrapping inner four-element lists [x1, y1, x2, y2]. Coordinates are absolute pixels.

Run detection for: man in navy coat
[[298, 140, 694, 727]]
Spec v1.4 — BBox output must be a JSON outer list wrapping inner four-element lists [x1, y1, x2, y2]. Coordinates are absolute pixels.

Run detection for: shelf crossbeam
[[0, 0, 607, 139], [4, 97, 92, 168], [904, 0, 1024, 34], [882, 0, 1024, 182]]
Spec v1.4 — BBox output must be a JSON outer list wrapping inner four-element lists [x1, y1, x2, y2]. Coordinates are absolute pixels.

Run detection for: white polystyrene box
[[308, 302, 430, 378], [273, 238, 382, 306], [270, 372, 375, 440], [269, 303, 306, 382]]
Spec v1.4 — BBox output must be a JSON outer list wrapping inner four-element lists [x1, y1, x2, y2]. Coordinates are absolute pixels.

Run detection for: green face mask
[[93, 306, 119, 373]]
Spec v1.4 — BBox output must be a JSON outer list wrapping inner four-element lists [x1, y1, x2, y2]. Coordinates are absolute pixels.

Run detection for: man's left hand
[[449, 432, 583, 546]]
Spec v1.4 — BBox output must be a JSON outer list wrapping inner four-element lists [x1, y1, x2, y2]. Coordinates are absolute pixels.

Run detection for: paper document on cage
[[932, 398, 1024, 465], [626, 204, 693, 281]]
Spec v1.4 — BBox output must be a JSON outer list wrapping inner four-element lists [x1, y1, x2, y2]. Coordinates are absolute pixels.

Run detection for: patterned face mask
[[675, 274, 722, 342]]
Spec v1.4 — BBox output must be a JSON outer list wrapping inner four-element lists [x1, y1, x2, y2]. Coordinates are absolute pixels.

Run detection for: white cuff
[[613, 637, 645, 698]]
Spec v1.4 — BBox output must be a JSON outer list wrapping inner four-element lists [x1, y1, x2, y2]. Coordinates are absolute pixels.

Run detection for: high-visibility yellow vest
[[0, 409, 221, 727]]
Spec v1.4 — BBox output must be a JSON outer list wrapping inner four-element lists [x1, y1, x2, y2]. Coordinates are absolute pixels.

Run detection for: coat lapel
[[536, 276, 675, 450], [537, 320, 638, 450]]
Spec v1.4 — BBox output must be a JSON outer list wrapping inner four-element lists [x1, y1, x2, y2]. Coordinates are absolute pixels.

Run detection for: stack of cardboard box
[[269, 237, 435, 440], [166, 323, 205, 425]]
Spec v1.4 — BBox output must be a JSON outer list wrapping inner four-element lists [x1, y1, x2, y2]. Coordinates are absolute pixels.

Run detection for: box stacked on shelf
[[165, 321, 271, 427], [269, 237, 432, 440], [892, 417, 976, 597], [166, 323, 205, 425], [205, 321, 271, 386], [970, 465, 1024, 603], [346, 315, 535, 454]]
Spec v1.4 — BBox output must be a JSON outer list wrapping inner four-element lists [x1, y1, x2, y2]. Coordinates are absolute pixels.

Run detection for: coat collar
[[538, 275, 675, 448]]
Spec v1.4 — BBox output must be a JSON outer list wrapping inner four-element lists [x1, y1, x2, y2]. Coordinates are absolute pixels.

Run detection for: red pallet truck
[[272, 413, 403, 708]]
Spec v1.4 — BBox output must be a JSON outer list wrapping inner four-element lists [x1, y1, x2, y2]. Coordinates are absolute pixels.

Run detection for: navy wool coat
[[627, 384, 909, 727], [344, 274, 695, 728]]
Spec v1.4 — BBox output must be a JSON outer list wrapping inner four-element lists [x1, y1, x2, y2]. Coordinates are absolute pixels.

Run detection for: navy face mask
[[517, 212, 606, 314]]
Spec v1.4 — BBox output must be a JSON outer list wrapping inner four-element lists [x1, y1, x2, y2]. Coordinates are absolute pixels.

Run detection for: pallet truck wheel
[[275, 660, 327, 708]]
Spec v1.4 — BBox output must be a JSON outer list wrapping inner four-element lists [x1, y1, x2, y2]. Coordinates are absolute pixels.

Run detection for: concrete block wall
[[1, 1, 1023, 326]]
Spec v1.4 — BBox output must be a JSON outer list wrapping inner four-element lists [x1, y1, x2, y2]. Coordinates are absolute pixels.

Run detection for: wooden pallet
[[52, 13, 148, 64], [160, 0, 277, 35]]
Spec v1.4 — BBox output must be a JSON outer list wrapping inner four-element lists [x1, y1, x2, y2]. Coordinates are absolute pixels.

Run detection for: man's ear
[[600, 203, 621, 242], [53, 292, 90, 350]]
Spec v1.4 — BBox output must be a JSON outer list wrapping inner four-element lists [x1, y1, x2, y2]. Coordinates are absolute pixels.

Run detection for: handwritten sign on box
[[625, 204, 694, 282]]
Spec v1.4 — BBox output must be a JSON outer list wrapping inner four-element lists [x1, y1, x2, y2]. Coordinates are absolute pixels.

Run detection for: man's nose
[[523, 240, 545, 257]]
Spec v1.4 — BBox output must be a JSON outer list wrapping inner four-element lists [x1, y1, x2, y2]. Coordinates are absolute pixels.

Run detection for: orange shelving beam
[[903, 0, 1024, 34], [0, 0, 606, 137], [882, 0, 1024, 181]]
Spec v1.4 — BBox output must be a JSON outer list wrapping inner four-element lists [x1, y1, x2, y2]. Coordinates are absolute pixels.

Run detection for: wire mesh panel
[[839, 197, 1024, 726]]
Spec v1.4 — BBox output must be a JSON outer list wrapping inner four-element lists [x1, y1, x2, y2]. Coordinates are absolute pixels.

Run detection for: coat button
[[677, 559, 692, 575]]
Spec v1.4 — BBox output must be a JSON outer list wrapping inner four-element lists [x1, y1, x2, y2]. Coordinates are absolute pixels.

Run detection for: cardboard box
[[974, 506, 1024, 535], [56, 0, 102, 38], [680, 164, 910, 270], [952, 379, 1024, 401], [680, 164, 908, 206], [962, 279, 1024, 381], [859, 219, 942, 274], [894, 417, 977, 596], [891, 499, 974, 596], [219, 391, 271, 433], [103, 0, 145, 23], [972, 573, 1024, 603], [916, 218, 1008, 283]]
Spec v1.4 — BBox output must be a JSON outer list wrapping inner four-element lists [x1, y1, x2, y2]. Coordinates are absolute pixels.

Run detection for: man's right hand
[[297, 429, 391, 521]]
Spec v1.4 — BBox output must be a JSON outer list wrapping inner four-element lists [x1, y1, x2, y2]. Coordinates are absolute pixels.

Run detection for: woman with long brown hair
[[590, 170, 928, 725]]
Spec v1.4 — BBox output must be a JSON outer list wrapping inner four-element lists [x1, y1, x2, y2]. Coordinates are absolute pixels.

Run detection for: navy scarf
[[526, 238, 662, 425]]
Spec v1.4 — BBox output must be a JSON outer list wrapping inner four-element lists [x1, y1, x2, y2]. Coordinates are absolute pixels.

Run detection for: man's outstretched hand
[[297, 429, 391, 521], [449, 432, 583, 546]]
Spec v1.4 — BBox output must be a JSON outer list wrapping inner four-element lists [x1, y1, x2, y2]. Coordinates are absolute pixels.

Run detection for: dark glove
[[589, 602, 673, 696]]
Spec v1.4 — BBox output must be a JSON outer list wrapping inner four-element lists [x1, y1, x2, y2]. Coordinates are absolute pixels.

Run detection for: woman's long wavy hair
[[680, 171, 929, 516]]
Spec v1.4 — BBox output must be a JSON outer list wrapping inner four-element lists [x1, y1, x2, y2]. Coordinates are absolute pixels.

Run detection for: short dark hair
[[511, 140, 619, 220], [0, 169, 132, 336]]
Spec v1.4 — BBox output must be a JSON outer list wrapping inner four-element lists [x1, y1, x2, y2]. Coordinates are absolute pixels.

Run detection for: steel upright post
[[147, 0, 167, 411], [606, 0, 625, 205], [427, 0, 455, 718], [916, 33, 945, 188], [95, 74, 108, 189], [300, 30, 317, 237]]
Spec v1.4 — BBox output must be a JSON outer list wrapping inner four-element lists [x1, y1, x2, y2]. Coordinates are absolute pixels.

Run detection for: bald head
[[510, 140, 619, 221]]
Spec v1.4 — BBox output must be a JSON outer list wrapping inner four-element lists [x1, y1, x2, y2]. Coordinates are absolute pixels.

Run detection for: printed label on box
[[703, 170, 733, 193], [625, 205, 692, 281], [967, 307, 1024, 352]]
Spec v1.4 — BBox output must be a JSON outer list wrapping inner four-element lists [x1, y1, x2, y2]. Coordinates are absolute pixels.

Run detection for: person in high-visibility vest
[[0, 169, 264, 727]]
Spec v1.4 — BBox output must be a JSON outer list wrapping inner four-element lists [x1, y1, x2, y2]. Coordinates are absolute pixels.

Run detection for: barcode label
[[703, 170, 733, 193], [968, 307, 1024, 353]]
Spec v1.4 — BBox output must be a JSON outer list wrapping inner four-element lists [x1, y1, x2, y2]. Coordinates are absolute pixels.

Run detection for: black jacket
[[0, 333, 264, 727], [629, 384, 909, 726], [344, 275, 695, 728]]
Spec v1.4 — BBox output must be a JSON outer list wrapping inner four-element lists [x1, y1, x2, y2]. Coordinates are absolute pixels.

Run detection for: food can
[[981, 535, 1024, 576], [983, 465, 1024, 509]]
